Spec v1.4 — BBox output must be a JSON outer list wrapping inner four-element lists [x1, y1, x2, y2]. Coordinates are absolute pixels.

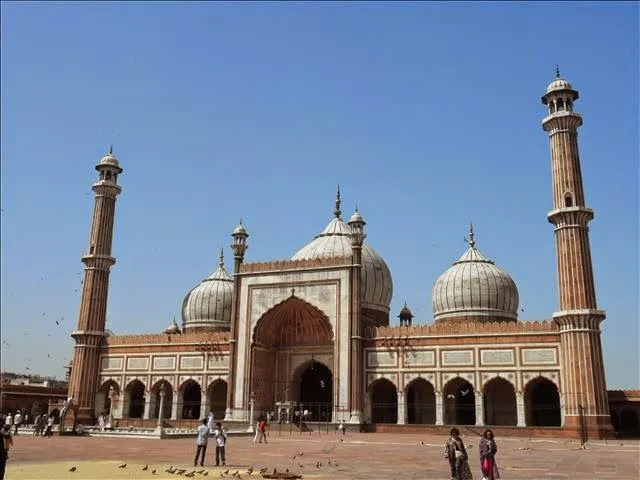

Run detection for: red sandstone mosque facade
[[66, 72, 615, 438]]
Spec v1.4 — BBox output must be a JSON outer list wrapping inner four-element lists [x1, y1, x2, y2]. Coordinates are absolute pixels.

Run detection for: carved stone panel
[[152, 356, 176, 370], [367, 350, 397, 367], [480, 349, 515, 366], [126, 357, 149, 371], [207, 355, 229, 369], [521, 348, 557, 365], [403, 372, 436, 389], [404, 350, 435, 366], [180, 356, 204, 370], [441, 350, 474, 366], [101, 357, 123, 371]]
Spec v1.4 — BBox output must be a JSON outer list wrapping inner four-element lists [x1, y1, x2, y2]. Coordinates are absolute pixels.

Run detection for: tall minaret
[[542, 70, 613, 438], [68, 148, 123, 424]]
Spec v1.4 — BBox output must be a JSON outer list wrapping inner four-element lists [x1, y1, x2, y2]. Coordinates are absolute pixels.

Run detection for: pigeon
[[259, 468, 268, 474], [246, 467, 253, 474], [176, 469, 187, 475], [461, 389, 470, 396], [118, 463, 127, 469], [152, 470, 157, 475], [69, 466, 77, 472], [142, 465, 149, 471], [420, 441, 424, 446], [165, 466, 176, 473], [223, 470, 229, 475], [203, 473, 208, 477], [185, 472, 196, 478], [196, 469, 205, 474]]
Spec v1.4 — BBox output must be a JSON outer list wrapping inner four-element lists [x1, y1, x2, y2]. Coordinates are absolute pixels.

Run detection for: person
[[254, 417, 268, 444], [213, 422, 227, 467], [194, 419, 209, 467], [98, 413, 105, 432], [444, 427, 473, 480], [3, 414, 12, 433], [43, 414, 54, 438], [479, 429, 499, 480], [207, 410, 215, 434], [13, 411, 22, 436], [1, 425, 12, 480], [338, 421, 345, 437]]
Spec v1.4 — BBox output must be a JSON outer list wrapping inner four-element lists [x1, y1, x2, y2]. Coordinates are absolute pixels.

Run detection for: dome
[[545, 68, 576, 94], [291, 193, 393, 320], [182, 249, 234, 331], [164, 317, 181, 334], [97, 147, 122, 171], [398, 304, 414, 319], [432, 227, 518, 322], [232, 221, 248, 236]]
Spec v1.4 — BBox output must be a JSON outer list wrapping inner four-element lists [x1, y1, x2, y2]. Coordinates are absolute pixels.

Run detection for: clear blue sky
[[1, 2, 637, 388]]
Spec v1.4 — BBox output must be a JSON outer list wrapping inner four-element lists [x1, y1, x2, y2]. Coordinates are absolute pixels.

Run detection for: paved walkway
[[5, 431, 640, 479]]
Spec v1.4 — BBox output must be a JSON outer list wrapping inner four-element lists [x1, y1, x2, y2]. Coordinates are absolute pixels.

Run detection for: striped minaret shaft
[[542, 71, 612, 438], [68, 149, 123, 425]]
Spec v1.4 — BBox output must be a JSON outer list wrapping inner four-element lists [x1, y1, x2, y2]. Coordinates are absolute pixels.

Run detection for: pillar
[[143, 391, 151, 420], [397, 391, 406, 425], [516, 392, 525, 427], [475, 392, 484, 426], [435, 392, 444, 426]]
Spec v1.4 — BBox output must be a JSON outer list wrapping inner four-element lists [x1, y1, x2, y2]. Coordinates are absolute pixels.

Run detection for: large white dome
[[291, 208, 393, 322], [432, 230, 518, 322], [182, 250, 233, 331]]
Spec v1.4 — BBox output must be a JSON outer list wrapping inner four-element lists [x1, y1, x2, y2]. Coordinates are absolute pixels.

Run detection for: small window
[[90, 244, 95, 254], [564, 193, 573, 207]]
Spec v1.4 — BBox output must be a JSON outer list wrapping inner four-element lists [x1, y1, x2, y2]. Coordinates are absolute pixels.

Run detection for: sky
[[0, 2, 637, 389]]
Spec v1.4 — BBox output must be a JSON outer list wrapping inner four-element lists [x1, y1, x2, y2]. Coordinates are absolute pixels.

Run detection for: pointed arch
[[252, 295, 333, 348], [524, 376, 560, 426], [179, 379, 202, 420], [406, 377, 435, 424], [370, 378, 397, 424], [443, 377, 475, 425], [206, 379, 227, 421], [483, 377, 517, 426], [124, 379, 145, 419]]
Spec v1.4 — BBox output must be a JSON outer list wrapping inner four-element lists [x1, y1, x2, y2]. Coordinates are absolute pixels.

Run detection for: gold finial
[[219, 247, 224, 266], [109, 144, 113, 155], [465, 222, 476, 247], [555, 65, 561, 78], [334, 185, 342, 218]]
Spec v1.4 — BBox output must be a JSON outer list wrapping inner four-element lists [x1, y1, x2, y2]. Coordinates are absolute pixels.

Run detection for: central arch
[[296, 361, 333, 422], [250, 295, 334, 415], [444, 377, 475, 425]]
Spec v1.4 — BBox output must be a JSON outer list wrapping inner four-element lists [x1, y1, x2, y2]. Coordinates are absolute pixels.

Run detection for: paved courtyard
[[4, 431, 639, 479]]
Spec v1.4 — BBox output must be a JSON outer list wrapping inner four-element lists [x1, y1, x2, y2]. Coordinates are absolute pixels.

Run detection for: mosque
[[65, 72, 616, 438]]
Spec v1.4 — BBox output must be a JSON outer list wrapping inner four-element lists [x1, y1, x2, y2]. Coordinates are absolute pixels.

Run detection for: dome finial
[[465, 222, 476, 247], [334, 185, 342, 218], [219, 247, 224, 267], [109, 144, 113, 155], [555, 65, 561, 78]]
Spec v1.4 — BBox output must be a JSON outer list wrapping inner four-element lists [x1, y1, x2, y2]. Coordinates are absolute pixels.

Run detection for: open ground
[[4, 431, 639, 479]]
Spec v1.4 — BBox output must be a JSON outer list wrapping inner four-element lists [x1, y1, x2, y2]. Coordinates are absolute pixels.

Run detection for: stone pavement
[[5, 431, 640, 479]]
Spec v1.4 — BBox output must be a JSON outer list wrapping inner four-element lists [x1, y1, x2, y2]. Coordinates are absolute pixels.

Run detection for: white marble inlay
[[180, 356, 204, 370], [208, 355, 229, 368], [522, 348, 557, 365], [101, 357, 123, 371], [367, 350, 397, 367], [126, 357, 149, 370], [404, 350, 435, 366], [481, 349, 514, 365], [152, 356, 176, 370], [441, 350, 473, 366]]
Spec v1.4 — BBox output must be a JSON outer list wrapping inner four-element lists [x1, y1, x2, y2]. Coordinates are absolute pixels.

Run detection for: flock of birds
[[64, 446, 346, 479]]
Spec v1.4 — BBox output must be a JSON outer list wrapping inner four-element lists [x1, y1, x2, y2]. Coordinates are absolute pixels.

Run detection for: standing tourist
[[479, 429, 499, 480], [213, 422, 227, 467], [3, 414, 12, 434], [98, 413, 106, 432], [12, 411, 22, 436], [253, 417, 268, 444], [443, 428, 473, 480], [193, 419, 209, 467], [207, 410, 215, 434], [43, 415, 54, 438]]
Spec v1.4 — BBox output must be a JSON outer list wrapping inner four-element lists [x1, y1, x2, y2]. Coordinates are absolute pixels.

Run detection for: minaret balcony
[[547, 206, 594, 228]]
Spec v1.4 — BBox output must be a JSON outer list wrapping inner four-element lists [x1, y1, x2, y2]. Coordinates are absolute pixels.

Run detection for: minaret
[[68, 148, 123, 425], [348, 203, 365, 424], [542, 70, 613, 438]]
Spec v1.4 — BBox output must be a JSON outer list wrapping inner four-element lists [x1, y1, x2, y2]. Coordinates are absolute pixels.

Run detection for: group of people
[[444, 428, 500, 480], [195, 413, 228, 468], [1, 411, 54, 437]]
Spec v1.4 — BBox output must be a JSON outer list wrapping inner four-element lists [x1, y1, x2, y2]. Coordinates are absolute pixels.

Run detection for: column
[[156, 385, 166, 431], [475, 391, 484, 426], [201, 390, 208, 419], [516, 392, 526, 427], [143, 391, 151, 419], [435, 392, 444, 426], [397, 391, 406, 425], [170, 393, 179, 420]]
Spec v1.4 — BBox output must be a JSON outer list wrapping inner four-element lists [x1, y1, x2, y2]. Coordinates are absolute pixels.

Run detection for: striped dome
[[182, 249, 233, 330], [432, 229, 518, 321]]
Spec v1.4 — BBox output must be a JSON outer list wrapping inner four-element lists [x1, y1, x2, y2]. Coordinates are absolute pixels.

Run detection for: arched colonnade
[[367, 375, 562, 427]]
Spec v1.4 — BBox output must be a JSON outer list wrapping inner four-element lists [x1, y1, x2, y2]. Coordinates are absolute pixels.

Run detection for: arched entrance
[[370, 378, 397, 423], [483, 377, 517, 426], [524, 377, 561, 426], [297, 361, 332, 422], [181, 380, 202, 419], [406, 378, 436, 424], [207, 380, 227, 420], [251, 295, 334, 415], [150, 380, 173, 420], [95, 380, 120, 418], [125, 380, 145, 419], [444, 378, 475, 425], [620, 408, 640, 436]]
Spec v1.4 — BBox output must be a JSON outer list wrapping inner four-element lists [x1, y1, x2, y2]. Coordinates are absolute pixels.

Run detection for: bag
[[455, 449, 465, 460]]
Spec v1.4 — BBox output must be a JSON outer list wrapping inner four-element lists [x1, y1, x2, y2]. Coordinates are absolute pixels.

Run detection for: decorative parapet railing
[[105, 331, 230, 346], [239, 256, 352, 274], [363, 320, 558, 339]]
